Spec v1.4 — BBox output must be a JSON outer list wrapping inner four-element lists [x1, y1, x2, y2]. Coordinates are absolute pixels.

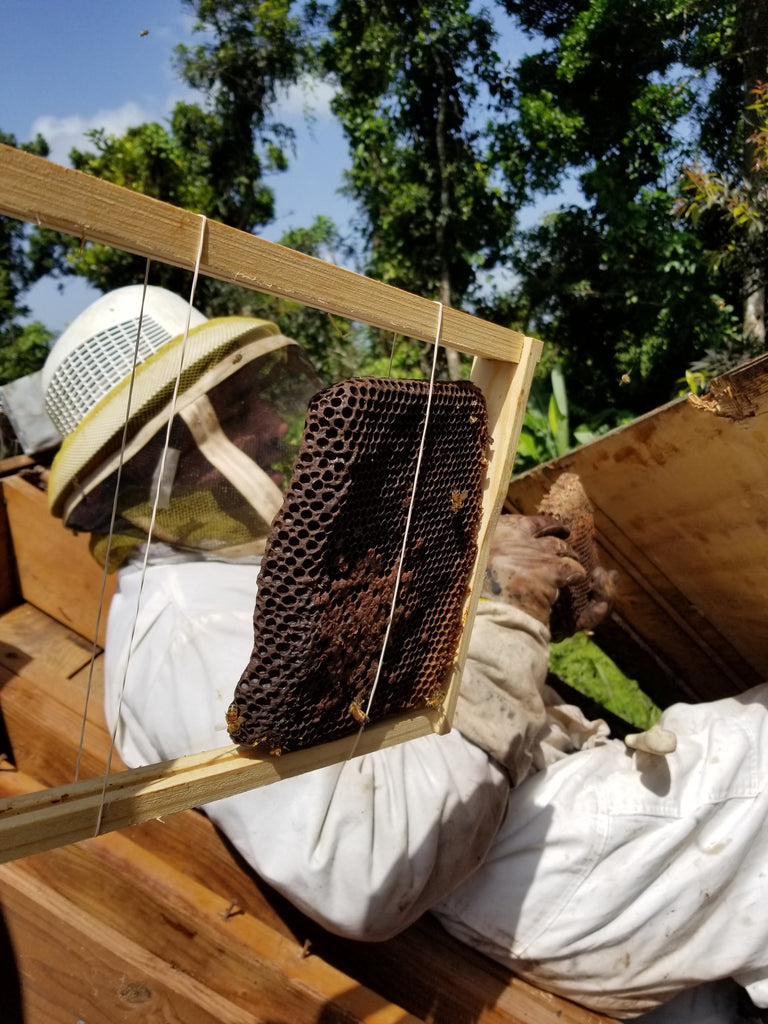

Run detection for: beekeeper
[[44, 286, 768, 1023]]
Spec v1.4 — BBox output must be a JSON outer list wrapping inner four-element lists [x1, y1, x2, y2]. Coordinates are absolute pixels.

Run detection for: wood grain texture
[[442, 338, 542, 725], [2, 474, 116, 647], [0, 144, 526, 363], [0, 600, 618, 1024], [507, 354, 768, 705], [0, 485, 17, 615]]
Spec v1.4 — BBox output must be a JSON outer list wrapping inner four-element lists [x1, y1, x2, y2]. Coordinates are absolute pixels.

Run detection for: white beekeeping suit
[[44, 286, 768, 1023], [103, 552, 768, 1021]]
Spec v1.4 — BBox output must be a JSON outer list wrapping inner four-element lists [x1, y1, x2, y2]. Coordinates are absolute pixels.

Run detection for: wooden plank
[[312, 914, 618, 1024], [0, 605, 619, 1024], [1, 766, 616, 1024], [442, 337, 542, 727], [0, 601, 98, 681], [0, 143, 526, 364], [1, 861, 262, 1024], [2, 474, 116, 647], [0, 712, 445, 863], [0, 814, 418, 1024], [0, 617, 315, 940], [0, 454, 35, 478], [507, 355, 768, 704], [0, 482, 17, 613]]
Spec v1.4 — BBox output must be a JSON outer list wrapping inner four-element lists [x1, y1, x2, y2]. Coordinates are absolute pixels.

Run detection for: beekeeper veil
[[44, 286, 323, 569]]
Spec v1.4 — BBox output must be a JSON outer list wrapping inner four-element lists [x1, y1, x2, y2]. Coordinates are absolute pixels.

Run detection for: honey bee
[[425, 687, 445, 710], [451, 489, 469, 513], [349, 700, 370, 724], [225, 702, 244, 735]]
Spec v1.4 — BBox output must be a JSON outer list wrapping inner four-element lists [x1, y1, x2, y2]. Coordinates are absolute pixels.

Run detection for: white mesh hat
[[45, 287, 324, 568], [42, 285, 207, 436]]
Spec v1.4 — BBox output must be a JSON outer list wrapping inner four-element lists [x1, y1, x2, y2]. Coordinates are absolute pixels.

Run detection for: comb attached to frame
[[0, 144, 542, 860], [229, 377, 488, 754]]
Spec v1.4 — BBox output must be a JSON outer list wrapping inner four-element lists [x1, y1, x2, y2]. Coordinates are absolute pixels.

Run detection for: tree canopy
[[0, 132, 55, 385], [496, 0, 767, 418], [2, 0, 766, 438]]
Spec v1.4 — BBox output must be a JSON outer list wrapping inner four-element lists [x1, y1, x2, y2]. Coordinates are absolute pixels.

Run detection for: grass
[[549, 632, 661, 730]]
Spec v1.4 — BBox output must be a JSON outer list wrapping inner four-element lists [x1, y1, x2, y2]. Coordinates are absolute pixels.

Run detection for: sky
[[2, 1, 539, 336]]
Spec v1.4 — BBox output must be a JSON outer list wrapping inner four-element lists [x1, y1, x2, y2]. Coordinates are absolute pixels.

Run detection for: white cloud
[[31, 97, 185, 167], [32, 77, 337, 167], [275, 77, 337, 122]]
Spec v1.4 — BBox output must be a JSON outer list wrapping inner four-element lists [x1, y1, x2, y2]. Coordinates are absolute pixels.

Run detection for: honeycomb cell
[[228, 376, 489, 754]]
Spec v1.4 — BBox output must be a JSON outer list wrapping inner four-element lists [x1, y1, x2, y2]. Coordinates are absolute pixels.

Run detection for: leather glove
[[537, 473, 618, 640], [482, 514, 587, 629]]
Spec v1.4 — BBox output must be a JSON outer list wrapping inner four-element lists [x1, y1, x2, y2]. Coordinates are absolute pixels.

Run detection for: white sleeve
[[206, 729, 509, 940], [105, 561, 510, 941], [455, 600, 610, 784]]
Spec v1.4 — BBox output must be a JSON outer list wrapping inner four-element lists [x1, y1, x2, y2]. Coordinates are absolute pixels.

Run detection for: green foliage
[[515, 363, 634, 473], [53, 115, 278, 302], [675, 78, 768, 351], [247, 216, 362, 382], [25, 0, 313, 314], [315, 0, 516, 312], [676, 367, 710, 397], [516, 366, 570, 468], [173, 0, 309, 230], [0, 320, 54, 386], [0, 132, 59, 383], [494, 0, 768, 418], [550, 632, 661, 730], [6, 0, 768, 420]]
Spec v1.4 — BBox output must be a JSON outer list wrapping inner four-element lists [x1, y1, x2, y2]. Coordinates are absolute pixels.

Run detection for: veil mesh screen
[[228, 376, 489, 754]]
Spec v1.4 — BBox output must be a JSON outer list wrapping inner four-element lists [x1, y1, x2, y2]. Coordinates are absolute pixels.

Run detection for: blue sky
[[2, 1, 539, 335], [2, 1, 357, 332]]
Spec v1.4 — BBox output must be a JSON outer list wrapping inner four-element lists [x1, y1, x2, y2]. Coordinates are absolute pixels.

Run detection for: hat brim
[[48, 317, 294, 519]]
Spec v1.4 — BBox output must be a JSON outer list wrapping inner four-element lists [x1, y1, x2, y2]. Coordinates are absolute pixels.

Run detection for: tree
[[21, 1, 362, 377], [172, 0, 310, 232], [0, 132, 55, 385], [314, 0, 517, 376], [494, 0, 767, 419], [677, 80, 768, 358], [36, 0, 310, 311]]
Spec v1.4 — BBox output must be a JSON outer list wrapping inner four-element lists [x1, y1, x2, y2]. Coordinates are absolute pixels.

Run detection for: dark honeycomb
[[228, 376, 489, 754]]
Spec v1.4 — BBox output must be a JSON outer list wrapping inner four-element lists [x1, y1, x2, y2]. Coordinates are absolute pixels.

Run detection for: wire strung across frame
[[344, 303, 444, 760], [80, 243, 445, 833], [89, 215, 208, 836], [310, 303, 445, 833], [75, 260, 151, 785]]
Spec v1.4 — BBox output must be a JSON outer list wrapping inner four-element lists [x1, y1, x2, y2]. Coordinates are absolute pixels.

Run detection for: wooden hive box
[[506, 352, 768, 709]]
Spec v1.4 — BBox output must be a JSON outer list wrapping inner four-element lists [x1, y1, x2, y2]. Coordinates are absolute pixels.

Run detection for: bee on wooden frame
[[349, 700, 370, 725], [225, 702, 244, 736], [425, 686, 445, 710]]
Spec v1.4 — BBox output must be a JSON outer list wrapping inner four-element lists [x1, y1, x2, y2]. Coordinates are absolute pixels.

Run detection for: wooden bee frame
[[0, 143, 542, 862]]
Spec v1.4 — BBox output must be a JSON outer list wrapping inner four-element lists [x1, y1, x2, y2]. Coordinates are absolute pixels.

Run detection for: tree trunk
[[739, 0, 768, 348], [435, 56, 462, 380]]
